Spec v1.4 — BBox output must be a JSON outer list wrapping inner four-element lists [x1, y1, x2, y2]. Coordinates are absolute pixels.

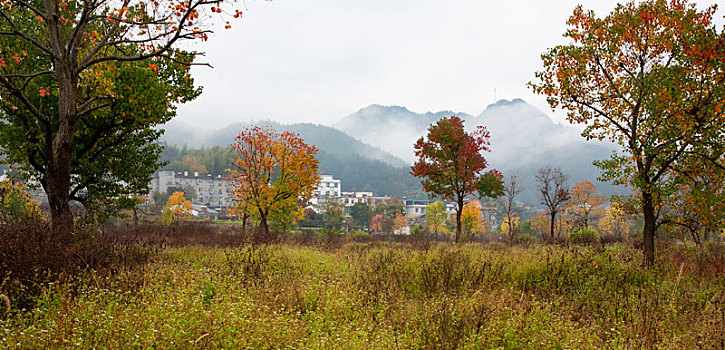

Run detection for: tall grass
[[1, 224, 724, 349]]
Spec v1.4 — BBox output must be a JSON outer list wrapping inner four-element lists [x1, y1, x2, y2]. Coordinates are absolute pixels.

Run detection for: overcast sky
[[175, 0, 724, 128]]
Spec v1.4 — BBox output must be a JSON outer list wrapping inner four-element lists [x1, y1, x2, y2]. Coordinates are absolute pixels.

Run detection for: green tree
[[411, 116, 499, 243], [424, 201, 447, 236], [531, 0, 725, 265], [0, 0, 242, 235], [349, 202, 373, 229]]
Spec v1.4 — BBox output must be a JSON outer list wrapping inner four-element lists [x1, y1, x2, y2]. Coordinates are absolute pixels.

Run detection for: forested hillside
[[159, 121, 424, 197]]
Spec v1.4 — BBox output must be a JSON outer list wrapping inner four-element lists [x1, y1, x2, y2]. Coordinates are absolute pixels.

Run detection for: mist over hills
[[334, 99, 622, 204], [334, 104, 473, 163], [160, 120, 423, 197]]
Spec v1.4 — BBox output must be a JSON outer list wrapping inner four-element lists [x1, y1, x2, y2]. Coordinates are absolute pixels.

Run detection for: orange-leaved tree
[[411, 116, 500, 243], [530, 0, 725, 265], [226, 126, 319, 236], [0, 0, 244, 236], [161, 191, 193, 224], [567, 181, 606, 229]]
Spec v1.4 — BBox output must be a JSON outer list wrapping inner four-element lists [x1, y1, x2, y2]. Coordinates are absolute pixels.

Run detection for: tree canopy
[[411, 116, 500, 243], [227, 126, 319, 237], [531, 0, 725, 265], [0, 0, 241, 234]]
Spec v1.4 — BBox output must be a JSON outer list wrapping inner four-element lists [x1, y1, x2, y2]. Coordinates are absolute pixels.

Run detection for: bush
[[0, 180, 42, 221], [569, 226, 599, 244], [0, 219, 151, 311]]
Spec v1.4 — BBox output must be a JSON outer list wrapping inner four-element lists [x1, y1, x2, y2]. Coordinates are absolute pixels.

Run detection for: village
[[149, 170, 489, 233]]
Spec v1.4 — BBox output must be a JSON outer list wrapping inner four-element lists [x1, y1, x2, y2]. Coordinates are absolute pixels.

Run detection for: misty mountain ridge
[[334, 99, 623, 204], [161, 119, 407, 168], [334, 105, 473, 162]]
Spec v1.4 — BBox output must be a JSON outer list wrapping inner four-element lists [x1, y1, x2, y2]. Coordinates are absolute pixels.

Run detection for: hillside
[[159, 120, 423, 197]]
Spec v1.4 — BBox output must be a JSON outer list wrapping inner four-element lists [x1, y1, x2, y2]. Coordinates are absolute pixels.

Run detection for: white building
[[315, 174, 341, 197], [151, 170, 230, 208]]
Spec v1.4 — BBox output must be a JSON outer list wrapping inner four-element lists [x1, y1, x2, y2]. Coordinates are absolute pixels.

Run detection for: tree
[[324, 204, 345, 236], [393, 214, 407, 233], [500, 214, 520, 240], [493, 171, 525, 241], [530, 212, 550, 238], [227, 126, 319, 237], [182, 156, 209, 175], [373, 197, 404, 233], [531, 0, 725, 265], [0, 0, 240, 235], [567, 181, 605, 229], [411, 116, 499, 243], [461, 201, 486, 237], [369, 214, 384, 234], [599, 204, 630, 240], [536, 166, 571, 239], [662, 163, 725, 244], [270, 198, 305, 233], [424, 201, 448, 236], [161, 191, 192, 224], [349, 202, 373, 229]]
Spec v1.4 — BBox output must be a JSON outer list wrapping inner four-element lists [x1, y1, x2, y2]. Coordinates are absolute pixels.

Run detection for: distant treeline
[[159, 145, 425, 198]]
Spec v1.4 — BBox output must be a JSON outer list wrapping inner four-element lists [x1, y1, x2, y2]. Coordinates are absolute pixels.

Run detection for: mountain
[[333, 99, 623, 204], [469, 99, 620, 203], [334, 104, 473, 163], [159, 120, 423, 197]]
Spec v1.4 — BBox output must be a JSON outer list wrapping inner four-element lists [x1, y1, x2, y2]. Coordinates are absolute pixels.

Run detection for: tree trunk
[[642, 192, 656, 267], [259, 214, 269, 235], [455, 198, 463, 244], [46, 68, 79, 237], [508, 214, 514, 242], [549, 211, 557, 239]]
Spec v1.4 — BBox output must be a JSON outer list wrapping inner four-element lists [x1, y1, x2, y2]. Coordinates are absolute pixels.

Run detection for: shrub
[[0, 218, 151, 311], [0, 180, 42, 221], [569, 226, 599, 244]]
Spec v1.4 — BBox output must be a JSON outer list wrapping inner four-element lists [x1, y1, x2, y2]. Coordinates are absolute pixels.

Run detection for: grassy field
[[2, 237, 725, 349]]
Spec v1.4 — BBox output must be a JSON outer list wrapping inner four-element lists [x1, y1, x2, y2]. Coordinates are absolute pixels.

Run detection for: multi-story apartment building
[[151, 170, 231, 208]]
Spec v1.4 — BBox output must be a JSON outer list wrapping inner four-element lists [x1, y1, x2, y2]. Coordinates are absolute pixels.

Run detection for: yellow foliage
[[161, 191, 193, 223], [461, 201, 486, 236], [0, 180, 42, 220], [500, 214, 520, 238], [598, 204, 630, 238]]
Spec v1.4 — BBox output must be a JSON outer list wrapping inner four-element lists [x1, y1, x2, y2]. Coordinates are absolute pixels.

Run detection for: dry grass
[[1, 224, 724, 349]]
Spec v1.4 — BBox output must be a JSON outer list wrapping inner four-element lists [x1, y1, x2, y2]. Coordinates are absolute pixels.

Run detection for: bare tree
[[493, 171, 525, 241], [536, 166, 571, 239]]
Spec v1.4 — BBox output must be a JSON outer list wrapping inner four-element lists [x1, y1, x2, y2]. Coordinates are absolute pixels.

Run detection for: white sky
[[175, 0, 724, 128]]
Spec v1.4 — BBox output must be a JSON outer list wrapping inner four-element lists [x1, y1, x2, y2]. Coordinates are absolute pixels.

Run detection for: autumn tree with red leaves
[[411, 116, 500, 243], [531, 0, 725, 265], [226, 126, 319, 238], [0, 0, 243, 236]]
